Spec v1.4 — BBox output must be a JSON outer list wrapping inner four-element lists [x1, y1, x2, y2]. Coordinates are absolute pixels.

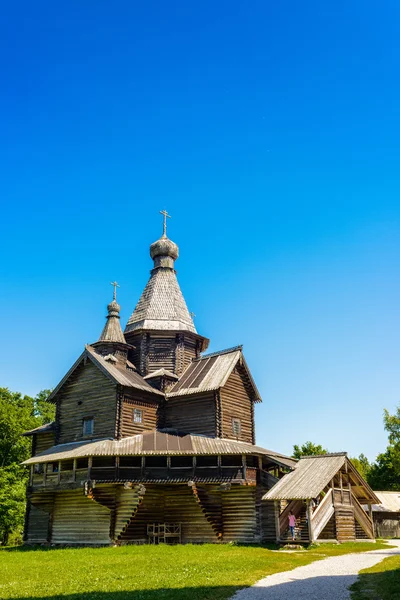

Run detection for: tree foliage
[[292, 441, 328, 459], [349, 453, 371, 481], [366, 406, 400, 491], [0, 388, 54, 545]]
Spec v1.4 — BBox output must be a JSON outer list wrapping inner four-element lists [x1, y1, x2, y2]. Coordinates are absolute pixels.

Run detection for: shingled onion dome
[[92, 286, 134, 361], [124, 214, 209, 353], [150, 233, 179, 269], [125, 232, 197, 335], [98, 299, 126, 344]]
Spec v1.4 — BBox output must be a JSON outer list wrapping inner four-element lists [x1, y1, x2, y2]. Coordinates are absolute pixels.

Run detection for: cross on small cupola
[[110, 281, 120, 302], [160, 209, 171, 237]]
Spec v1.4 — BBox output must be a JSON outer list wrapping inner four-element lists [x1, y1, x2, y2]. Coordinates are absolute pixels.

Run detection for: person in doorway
[[288, 510, 296, 541]]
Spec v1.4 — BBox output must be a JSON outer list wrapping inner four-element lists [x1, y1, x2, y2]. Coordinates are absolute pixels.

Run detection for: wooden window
[[232, 419, 241, 437], [133, 408, 143, 423], [34, 463, 44, 474], [82, 417, 94, 436]]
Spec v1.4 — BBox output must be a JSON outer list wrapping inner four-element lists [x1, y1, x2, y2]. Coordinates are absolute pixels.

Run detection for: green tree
[[366, 406, 400, 491], [292, 441, 328, 459], [349, 453, 371, 481], [0, 466, 27, 545], [0, 387, 54, 545]]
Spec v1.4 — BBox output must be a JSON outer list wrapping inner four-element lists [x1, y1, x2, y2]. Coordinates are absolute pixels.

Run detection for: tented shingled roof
[[125, 268, 196, 334]]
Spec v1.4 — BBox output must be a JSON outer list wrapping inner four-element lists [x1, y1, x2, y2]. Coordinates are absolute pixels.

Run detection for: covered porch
[[263, 453, 380, 544]]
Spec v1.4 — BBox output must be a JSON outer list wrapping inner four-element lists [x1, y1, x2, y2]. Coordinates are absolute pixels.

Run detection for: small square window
[[232, 419, 241, 437], [133, 408, 143, 423], [83, 418, 94, 436]]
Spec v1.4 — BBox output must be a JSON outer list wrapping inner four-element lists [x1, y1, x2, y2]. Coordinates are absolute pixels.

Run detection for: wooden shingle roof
[[168, 346, 262, 402], [46, 345, 163, 403], [263, 454, 380, 503], [22, 422, 55, 436], [125, 267, 197, 334], [22, 430, 296, 465]]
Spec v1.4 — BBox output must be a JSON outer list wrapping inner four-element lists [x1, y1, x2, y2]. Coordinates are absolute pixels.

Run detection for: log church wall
[[56, 360, 117, 444]]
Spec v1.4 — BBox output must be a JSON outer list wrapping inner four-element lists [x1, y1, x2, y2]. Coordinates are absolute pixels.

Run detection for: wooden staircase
[[87, 484, 147, 543], [191, 484, 223, 540], [279, 507, 309, 542]]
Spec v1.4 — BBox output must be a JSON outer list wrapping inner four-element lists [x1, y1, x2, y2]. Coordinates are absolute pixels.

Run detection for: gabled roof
[[22, 422, 55, 437], [143, 368, 179, 380], [263, 453, 380, 503], [366, 491, 400, 512], [22, 430, 296, 465], [125, 267, 197, 334], [46, 345, 163, 403], [167, 346, 262, 402]]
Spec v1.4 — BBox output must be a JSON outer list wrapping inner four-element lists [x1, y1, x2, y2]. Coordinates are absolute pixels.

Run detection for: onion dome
[[98, 283, 126, 344], [150, 234, 179, 266], [107, 299, 121, 317]]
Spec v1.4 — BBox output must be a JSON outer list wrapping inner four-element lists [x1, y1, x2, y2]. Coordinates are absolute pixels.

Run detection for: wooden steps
[[191, 484, 223, 539]]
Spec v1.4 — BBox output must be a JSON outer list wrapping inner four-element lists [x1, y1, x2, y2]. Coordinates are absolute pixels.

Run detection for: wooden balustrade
[[30, 458, 260, 488], [311, 489, 334, 540]]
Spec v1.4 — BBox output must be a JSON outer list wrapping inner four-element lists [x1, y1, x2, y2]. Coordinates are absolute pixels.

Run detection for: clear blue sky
[[1, 1, 399, 461]]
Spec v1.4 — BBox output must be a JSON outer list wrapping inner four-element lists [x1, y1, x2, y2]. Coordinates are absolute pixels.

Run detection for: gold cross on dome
[[160, 209, 171, 236], [110, 281, 120, 301]]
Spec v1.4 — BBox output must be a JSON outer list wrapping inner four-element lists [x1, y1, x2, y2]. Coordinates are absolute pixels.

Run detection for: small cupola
[[92, 282, 133, 361]]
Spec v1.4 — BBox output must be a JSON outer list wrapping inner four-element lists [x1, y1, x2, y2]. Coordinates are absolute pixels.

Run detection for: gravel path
[[232, 540, 400, 600]]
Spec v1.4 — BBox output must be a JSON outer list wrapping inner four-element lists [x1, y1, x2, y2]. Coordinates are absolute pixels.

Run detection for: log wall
[[25, 503, 50, 543], [374, 512, 400, 538], [51, 490, 111, 544], [56, 360, 117, 444], [261, 500, 277, 542], [220, 368, 254, 444], [222, 485, 258, 543], [164, 393, 216, 436], [120, 395, 158, 437], [34, 432, 55, 455], [126, 332, 200, 377]]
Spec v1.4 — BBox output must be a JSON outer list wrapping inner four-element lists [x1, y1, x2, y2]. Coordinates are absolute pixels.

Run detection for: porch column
[[307, 499, 315, 542], [274, 500, 280, 542]]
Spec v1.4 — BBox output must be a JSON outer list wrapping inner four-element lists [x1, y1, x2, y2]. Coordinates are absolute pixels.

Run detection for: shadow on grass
[[1, 542, 280, 553], [6, 570, 400, 600]]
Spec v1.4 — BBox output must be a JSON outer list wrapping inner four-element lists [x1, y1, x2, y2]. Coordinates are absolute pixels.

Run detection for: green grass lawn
[[0, 541, 391, 600], [350, 554, 400, 600]]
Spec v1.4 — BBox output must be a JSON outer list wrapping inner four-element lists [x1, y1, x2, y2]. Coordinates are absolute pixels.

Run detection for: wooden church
[[23, 213, 379, 545]]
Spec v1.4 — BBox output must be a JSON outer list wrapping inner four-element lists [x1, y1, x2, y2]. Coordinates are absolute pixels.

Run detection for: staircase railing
[[260, 470, 278, 489], [311, 489, 334, 540], [351, 493, 374, 539], [279, 499, 303, 537]]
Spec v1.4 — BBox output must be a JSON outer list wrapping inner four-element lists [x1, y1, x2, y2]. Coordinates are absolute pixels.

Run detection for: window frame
[[232, 418, 241, 437], [133, 408, 143, 424], [82, 417, 94, 436]]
